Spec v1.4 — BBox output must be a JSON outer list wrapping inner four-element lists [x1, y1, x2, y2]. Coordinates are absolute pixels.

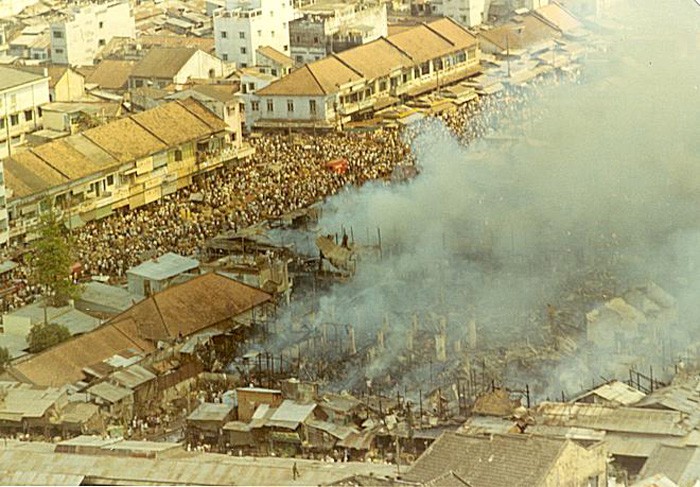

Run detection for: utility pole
[[506, 33, 511, 78]]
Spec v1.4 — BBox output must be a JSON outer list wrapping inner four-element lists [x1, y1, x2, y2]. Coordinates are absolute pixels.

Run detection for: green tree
[[26, 322, 71, 353], [28, 205, 81, 307], [0, 347, 11, 370]]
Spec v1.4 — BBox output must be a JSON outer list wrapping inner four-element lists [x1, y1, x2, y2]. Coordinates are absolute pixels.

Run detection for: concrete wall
[[52, 70, 85, 102], [0, 78, 50, 159], [214, 0, 294, 68], [50, 0, 136, 66]]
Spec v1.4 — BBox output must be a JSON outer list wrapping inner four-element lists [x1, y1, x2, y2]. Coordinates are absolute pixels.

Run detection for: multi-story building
[[213, 0, 295, 68], [251, 18, 480, 130], [128, 47, 225, 91], [2, 99, 254, 243], [0, 66, 50, 159], [50, 0, 136, 66], [435, 0, 489, 27], [289, 0, 387, 65]]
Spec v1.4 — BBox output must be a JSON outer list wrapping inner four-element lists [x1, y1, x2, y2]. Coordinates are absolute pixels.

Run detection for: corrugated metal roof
[[267, 400, 316, 429], [110, 364, 156, 390], [0, 471, 84, 485], [640, 444, 700, 485], [187, 402, 234, 423], [0, 443, 395, 485], [126, 253, 199, 281], [87, 382, 133, 404], [537, 402, 691, 436], [604, 432, 664, 457], [574, 380, 646, 406], [307, 419, 357, 440], [0, 384, 64, 419]]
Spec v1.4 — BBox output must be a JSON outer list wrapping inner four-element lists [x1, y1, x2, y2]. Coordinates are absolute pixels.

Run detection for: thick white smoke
[[274, 0, 700, 399]]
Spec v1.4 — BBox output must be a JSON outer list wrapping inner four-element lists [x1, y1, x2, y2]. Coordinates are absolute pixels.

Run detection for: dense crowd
[[0, 67, 582, 312]]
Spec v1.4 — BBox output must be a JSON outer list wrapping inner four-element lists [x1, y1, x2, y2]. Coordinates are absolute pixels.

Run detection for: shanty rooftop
[[126, 253, 199, 281], [187, 402, 235, 423], [537, 402, 693, 436], [0, 440, 395, 485], [266, 400, 316, 430], [572, 380, 647, 406]]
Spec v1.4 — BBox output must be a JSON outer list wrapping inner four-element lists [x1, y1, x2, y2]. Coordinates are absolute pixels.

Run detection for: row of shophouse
[[248, 17, 481, 130], [0, 98, 252, 244]]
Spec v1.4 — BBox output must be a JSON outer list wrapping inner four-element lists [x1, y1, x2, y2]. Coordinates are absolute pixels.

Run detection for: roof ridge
[[129, 110, 171, 145], [175, 98, 219, 130], [329, 53, 365, 78], [150, 293, 172, 339], [304, 64, 328, 95], [422, 21, 456, 46], [382, 36, 415, 62], [29, 146, 71, 180]]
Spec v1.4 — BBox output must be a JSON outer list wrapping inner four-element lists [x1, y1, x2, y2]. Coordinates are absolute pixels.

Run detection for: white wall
[[249, 93, 332, 126], [214, 0, 294, 68], [441, 0, 487, 27], [175, 50, 225, 84], [0, 78, 50, 159], [51, 0, 136, 66]]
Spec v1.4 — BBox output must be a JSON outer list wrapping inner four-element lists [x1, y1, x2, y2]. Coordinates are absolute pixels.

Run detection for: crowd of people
[[0, 67, 583, 312], [72, 129, 413, 279]]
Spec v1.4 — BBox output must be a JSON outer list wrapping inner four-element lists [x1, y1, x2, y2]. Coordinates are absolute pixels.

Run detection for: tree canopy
[[0, 347, 11, 370], [28, 205, 81, 307], [26, 322, 71, 353]]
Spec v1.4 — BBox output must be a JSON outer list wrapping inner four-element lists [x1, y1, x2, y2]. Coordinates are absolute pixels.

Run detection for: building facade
[[252, 18, 480, 129], [128, 48, 225, 91], [0, 66, 50, 159], [2, 99, 253, 243], [289, 0, 387, 65], [50, 0, 136, 66], [213, 0, 295, 68]]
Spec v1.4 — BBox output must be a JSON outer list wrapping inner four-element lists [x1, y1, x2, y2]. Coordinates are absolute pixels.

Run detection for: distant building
[[213, 0, 295, 68], [289, 0, 387, 65], [256, 45, 294, 76], [50, 0, 136, 66], [166, 83, 244, 146], [43, 66, 85, 102], [128, 47, 224, 90], [0, 66, 50, 158], [126, 252, 200, 297]]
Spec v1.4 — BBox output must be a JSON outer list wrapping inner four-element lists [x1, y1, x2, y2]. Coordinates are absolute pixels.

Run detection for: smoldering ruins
[[238, 0, 700, 406]]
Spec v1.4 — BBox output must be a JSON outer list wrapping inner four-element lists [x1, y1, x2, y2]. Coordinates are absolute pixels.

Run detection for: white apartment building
[[50, 0, 136, 66], [437, 0, 488, 27], [213, 0, 295, 68], [290, 0, 387, 65], [0, 66, 50, 159]]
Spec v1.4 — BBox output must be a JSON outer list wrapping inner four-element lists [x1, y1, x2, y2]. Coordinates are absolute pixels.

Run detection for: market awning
[[63, 213, 85, 230]]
